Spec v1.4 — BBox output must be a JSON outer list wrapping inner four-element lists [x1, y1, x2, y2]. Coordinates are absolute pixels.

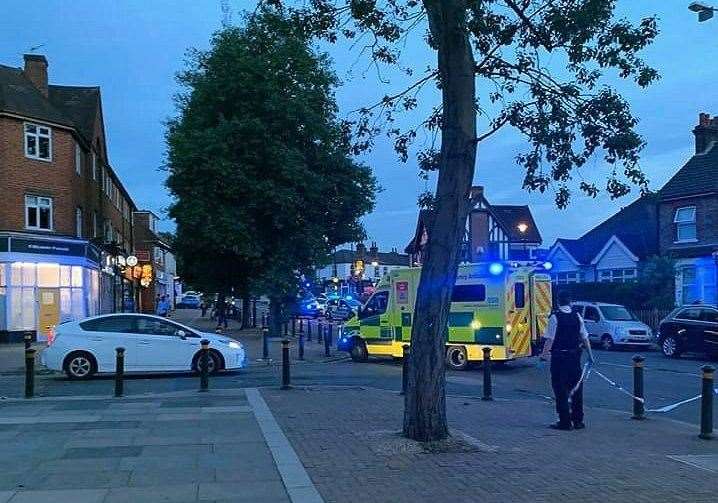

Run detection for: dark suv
[[657, 305, 718, 359]]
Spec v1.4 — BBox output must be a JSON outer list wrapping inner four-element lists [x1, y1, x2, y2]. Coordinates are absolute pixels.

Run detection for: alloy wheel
[[68, 356, 92, 378], [662, 337, 677, 357]]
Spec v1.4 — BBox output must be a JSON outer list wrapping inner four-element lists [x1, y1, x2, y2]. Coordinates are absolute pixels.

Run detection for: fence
[[634, 309, 672, 331]]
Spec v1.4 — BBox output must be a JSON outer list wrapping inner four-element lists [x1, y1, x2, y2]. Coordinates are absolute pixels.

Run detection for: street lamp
[[689, 2, 716, 21]]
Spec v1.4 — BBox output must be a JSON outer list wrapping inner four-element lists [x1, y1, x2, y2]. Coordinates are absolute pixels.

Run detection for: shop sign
[[10, 237, 86, 257]]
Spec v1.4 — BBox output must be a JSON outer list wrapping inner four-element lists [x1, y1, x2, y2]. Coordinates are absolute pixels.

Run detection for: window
[[361, 291, 389, 318], [674, 206, 697, 242], [92, 212, 98, 238], [135, 317, 184, 337], [104, 220, 113, 242], [92, 151, 97, 180], [554, 271, 581, 284], [81, 316, 136, 333], [514, 282, 525, 308], [681, 266, 698, 304], [599, 305, 636, 321], [74, 142, 82, 175], [75, 207, 83, 238], [584, 306, 601, 322], [700, 309, 718, 323], [598, 268, 637, 283], [25, 195, 52, 230], [24, 123, 51, 161], [676, 307, 702, 321], [451, 284, 487, 303]]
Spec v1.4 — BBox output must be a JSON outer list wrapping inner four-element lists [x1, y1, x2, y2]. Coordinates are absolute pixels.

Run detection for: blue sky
[[2, 1, 717, 251]]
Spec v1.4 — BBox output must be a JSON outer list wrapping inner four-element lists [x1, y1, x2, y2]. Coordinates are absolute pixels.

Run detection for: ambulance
[[337, 262, 553, 369]]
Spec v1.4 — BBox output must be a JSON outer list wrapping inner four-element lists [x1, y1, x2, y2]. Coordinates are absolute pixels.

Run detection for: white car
[[41, 313, 247, 379], [572, 301, 653, 350]]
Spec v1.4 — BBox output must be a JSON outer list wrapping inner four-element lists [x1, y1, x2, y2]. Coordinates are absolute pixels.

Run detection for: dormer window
[[674, 206, 697, 242], [24, 123, 52, 161]]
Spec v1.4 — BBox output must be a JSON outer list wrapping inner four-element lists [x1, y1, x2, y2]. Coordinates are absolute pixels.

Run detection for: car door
[[673, 308, 704, 351], [699, 308, 718, 355], [79, 316, 139, 372], [133, 316, 201, 371], [359, 291, 390, 342], [582, 306, 601, 342]]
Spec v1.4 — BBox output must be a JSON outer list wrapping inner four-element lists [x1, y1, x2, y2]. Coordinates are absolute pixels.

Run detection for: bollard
[[401, 345, 409, 395], [114, 347, 125, 398], [324, 324, 331, 357], [292, 317, 296, 338], [262, 327, 270, 361], [699, 365, 714, 440], [482, 347, 493, 401], [281, 339, 291, 389], [307, 320, 312, 342], [23, 332, 32, 350], [199, 339, 210, 392], [298, 329, 305, 361], [24, 348, 36, 399], [631, 355, 645, 420], [299, 318, 304, 335], [317, 321, 323, 344]]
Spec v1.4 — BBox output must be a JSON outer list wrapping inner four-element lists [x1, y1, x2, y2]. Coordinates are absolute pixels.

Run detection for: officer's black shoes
[[549, 422, 573, 430], [573, 421, 586, 430]]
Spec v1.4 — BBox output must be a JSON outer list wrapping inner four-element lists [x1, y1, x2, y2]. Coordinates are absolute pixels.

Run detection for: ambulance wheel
[[350, 340, 368, 362], [446, 346, 468, 371]]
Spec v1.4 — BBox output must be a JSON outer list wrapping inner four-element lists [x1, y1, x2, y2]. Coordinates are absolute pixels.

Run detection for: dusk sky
[[2, 1, 717, 252]]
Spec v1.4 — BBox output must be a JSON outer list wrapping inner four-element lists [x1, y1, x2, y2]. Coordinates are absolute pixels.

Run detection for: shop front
[[0, 233, 100, 343]]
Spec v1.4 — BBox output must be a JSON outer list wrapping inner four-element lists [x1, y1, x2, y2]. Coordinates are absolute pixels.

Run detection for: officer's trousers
[[550, 351, 584, 426]]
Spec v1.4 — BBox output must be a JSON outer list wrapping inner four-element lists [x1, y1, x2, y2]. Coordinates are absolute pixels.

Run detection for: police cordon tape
[[562, 360, 717, 413]]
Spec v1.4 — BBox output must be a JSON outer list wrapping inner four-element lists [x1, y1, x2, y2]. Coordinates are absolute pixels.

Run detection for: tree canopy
[[166, 9, 377, 304]]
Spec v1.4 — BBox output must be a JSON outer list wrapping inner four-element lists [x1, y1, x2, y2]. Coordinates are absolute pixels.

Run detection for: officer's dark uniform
[[550, 310, 584, 428]]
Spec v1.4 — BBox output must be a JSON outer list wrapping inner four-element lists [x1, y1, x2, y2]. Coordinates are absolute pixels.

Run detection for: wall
[[659, 195, 718, 254], [594, 241, 638, 271]]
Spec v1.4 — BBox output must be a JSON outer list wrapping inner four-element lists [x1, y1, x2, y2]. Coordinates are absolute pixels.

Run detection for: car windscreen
[[599, 306, 635, 321]]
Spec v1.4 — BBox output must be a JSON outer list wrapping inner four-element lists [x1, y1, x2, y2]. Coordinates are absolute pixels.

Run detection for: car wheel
[[661, 336, 681, 358], [601, 335, 615, 351], [64, 352, 97, 380], [350, 339, 368, 362], [194, 350, 222, 374], [446, 346, 469, 371]]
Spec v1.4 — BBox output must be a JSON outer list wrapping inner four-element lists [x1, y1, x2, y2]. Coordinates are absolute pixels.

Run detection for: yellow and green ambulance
[[337, 262, 553, 369]]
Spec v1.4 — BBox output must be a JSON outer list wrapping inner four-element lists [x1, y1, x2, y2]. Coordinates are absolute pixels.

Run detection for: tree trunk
[[241, 294, 251, 329], [269, 298, 283, 338], [403, 0, 477, 442]]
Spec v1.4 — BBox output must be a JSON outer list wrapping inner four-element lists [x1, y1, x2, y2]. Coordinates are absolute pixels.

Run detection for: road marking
[[668, 455, 718, 473], [246, 388, 324, 503]]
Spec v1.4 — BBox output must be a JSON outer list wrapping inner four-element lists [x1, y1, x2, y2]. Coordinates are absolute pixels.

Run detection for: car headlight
[[228, 341, 241, 349]]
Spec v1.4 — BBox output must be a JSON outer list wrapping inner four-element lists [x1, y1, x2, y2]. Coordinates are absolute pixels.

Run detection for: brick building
[[0, 54, 137, 341], [132, 211, 177, 314]]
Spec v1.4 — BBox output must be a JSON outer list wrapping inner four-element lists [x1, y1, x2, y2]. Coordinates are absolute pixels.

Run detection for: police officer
[[540, 291, 596, 430]]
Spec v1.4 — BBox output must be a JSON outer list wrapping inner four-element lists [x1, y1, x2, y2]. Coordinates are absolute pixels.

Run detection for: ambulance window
[[364, 291, 389, 316], [451, 284, 486, 302], [514, 283, 525, 308]]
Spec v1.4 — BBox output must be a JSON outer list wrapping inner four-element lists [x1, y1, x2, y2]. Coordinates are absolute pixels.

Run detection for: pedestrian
[[539, 291, 596, 430], [156, 295, 170, 317], [215, 297, 228, 331], [200, 300, 208, 318]]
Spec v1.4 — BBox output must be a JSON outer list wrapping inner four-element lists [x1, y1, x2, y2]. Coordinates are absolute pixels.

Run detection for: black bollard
[[401, 345, 409, 395], [324, 324, 331, 357], [252, 300, 257, 328], [281, 339, 291, 389], [199, 339, 210, 392], [632, 355, 645, 420], [699, 365, 714, 440], [114, 347, 125, 398], [298, 329, 305, 361], [23, 331, 32, 350], [482, 347, 493, 401], [317, 321, 323, 344], [25, 348, 36, 399], [299, 318, 304, 335], [262, 327, 270, 361]]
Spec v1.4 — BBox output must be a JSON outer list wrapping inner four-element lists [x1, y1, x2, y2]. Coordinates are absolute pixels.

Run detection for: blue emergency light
[[489, 262, 504, 275]]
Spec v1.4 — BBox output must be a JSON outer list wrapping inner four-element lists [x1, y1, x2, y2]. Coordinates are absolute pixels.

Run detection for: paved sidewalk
[[262, 386, 718, 503], [0, 388, 321, 503]]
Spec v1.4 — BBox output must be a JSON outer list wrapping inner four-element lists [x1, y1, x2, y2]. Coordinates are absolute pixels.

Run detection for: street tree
[[276, 0, 660, 441], [166, 9, 376, 333]]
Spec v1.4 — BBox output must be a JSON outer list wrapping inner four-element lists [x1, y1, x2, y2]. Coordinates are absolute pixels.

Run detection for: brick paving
[[262, 386, 718, 503]]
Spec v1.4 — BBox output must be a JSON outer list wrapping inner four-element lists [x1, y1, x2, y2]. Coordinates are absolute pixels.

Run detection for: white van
[[572, 301, 653, 350]]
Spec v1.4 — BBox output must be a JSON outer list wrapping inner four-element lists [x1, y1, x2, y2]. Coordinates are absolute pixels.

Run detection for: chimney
[[693, 112, 718, 154], [23, 54, 48, 97]]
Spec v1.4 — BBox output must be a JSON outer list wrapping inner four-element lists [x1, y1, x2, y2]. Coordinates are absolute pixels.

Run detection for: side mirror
[[176, 330, 187, 339]]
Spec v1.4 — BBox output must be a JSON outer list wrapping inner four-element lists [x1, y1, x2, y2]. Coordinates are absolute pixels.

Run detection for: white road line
[[245, 388, 324, 503]]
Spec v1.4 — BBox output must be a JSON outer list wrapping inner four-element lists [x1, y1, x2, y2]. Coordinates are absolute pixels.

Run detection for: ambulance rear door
[[530, 273, 553, 354], [505, 271, 532, 358]]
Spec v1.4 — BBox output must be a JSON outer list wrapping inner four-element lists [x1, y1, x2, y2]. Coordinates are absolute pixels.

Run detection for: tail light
[[47, 325, 56, 346]]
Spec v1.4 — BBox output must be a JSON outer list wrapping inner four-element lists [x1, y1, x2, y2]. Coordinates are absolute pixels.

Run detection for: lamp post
[[689, 2, 716, 21], [517, 222, 529, 260]]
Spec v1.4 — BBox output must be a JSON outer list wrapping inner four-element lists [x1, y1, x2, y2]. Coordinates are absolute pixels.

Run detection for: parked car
[[41, 314, 247, 379], [326, 298, 362, 321], [177, 294, 201, 309], [657, 305, 718, 359], [572, 302, 653, 350]]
